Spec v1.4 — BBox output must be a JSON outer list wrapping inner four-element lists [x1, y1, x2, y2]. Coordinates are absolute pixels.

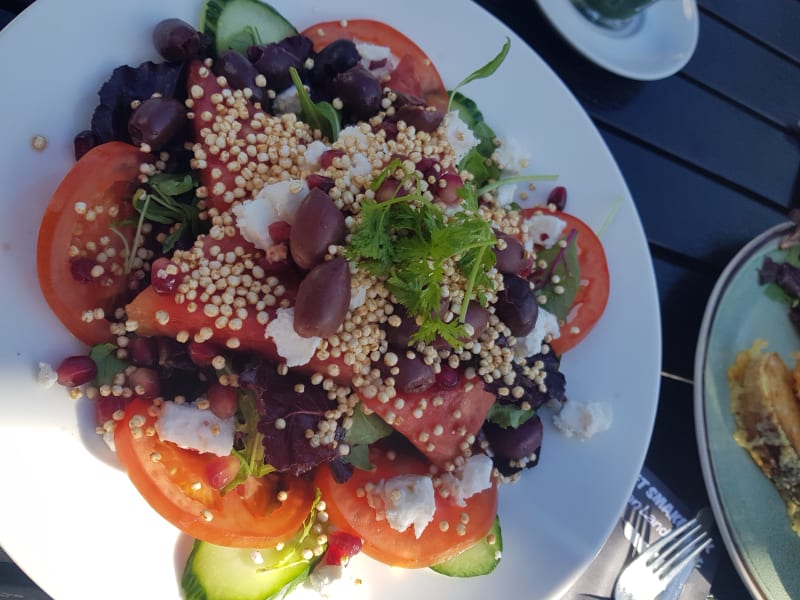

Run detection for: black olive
[[494, 275, 539, 337], [394, 352, 436, 394], [310, 38, 361, 99], [152, 18, 203, 62], [127, 97, 187, 151], [333, 64, 383, 122], [214, 50, 267, 106], [247, 35, 314, 91]]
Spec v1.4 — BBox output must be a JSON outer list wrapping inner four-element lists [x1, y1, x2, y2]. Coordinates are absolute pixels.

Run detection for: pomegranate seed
[[188, 341, 222, 367], [325, 531, 363, 566], [70, 257, 97, 283], [207, 383, 238, 419], [128, 336, 158, 367], [320, 149, 345, 169], [56, 355, 97, 387], [150, 257, 178, 294], [128, 367, 161, 399], [307, 173, 335, 193], [268, 220, 292, 245], [547, 186, 567, 211], [205, 455, 240, 490], [436, 364, 460, 388]]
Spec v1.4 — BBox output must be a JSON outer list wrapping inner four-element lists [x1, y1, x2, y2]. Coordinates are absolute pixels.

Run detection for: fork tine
[[655, 524, 711, 579], [639, 517, 698, 563]]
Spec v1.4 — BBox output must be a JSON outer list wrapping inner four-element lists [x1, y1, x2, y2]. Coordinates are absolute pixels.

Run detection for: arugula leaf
[[342, 444, 373, 471], [89, 343, 128, 386], [486, 402, 535, 429], [289, 67, 340, 141], [447, 38, 511, 112], [126, 172, 205, 266]]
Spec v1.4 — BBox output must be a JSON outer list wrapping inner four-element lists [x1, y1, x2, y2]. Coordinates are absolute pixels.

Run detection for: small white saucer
[[535, 0, 699, 80]]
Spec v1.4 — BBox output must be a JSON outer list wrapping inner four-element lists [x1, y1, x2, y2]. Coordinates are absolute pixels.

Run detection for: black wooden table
[[3, 0, 796, 598]]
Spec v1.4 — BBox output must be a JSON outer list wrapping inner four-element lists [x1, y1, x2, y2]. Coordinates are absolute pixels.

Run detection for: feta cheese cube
[[155, 401, 235, 456], [552, 400, 613, 440], [338, 125, 370, 151], [265, 307, 321, 367], [233, 180, 309, 250], [349, 152, 372, 177], [523, 213, 567, 251], [356, 42, 398, 80], [443, 111, 479, 163], [438, 454, 494, 507], [514, 307, 560, 358], [349, 285, 367, 311], [496, 183, 517, 207], [36, 362, 57, 388], [303, 140, 329, 169], [367, 474, 436, 538], [492, 137, 531, 173]]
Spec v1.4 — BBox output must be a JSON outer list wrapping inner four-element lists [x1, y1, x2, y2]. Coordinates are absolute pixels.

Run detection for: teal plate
[[695, 221, 800, 600]]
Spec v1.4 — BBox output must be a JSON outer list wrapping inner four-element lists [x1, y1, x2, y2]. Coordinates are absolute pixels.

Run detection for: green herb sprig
[[345, 162, 497, 348]]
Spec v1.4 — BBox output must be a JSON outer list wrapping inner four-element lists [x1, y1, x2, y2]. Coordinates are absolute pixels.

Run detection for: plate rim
[[693, 220, 794, 600], [0, 1, 662, 598], [534, 0, 700, 81]]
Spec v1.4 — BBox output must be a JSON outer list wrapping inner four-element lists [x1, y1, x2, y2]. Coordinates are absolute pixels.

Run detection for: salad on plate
[[28, 1, 621, 598]]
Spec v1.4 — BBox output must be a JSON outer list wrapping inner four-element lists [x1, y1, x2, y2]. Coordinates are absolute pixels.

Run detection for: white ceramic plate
[[535, 0, 699, 80], [695, 221, 800, 600], [0, 1, 661, 599]]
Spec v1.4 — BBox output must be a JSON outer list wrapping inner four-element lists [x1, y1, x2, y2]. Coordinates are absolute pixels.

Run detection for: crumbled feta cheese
[[496, 183, 517, 207], [265, 307, 321, 367], [492, 137, 531, 173], [155, 401, 235, 456], [356, 42, 398, 80], [349, 152, 371, 177], [553, 400, 613, 440], [36, 362, 58, 388], [514, 307, 560, 358], [233, 180, 309, 249], [338, 125, 369, 151], [303, 140, 329, 169], [102, 430, 116, 453], [438, 454, 494, 507], [272, 86, 301, 115], [306, 565, 353, 599], [523, 213, 567, 251], [443, 111, 479, 162], [367, 474, 436, 538], [349, 285, 367, 311]]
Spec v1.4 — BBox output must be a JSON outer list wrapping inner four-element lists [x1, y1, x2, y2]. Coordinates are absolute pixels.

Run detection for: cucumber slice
[[181, 536, 318, 600], [200, 0, 298, 55], [429, 516, 503, 578]]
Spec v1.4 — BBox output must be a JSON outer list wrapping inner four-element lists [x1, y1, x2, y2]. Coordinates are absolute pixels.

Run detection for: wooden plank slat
[[602, 128, 789, 266], [589, 77, 800, 207], [683, 12, 800, 131], [700, 0, 800, 64]]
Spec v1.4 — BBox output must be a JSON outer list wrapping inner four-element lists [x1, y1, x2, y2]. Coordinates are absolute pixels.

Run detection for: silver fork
[[613, 516, 712, 600]]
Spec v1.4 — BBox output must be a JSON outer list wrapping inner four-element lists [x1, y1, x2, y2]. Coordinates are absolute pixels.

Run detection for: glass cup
[[570, 0, 661, 32]]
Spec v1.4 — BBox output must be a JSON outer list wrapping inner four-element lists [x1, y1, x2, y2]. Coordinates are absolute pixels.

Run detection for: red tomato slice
[[315, 445, 497, 568], [301, 19, 449, 111], [114, 398, 315, 547], [36, 142, 149, 346], [358, 375, 495, 469], [522, 208, 610, 354], [123, 229, 355, 384]]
